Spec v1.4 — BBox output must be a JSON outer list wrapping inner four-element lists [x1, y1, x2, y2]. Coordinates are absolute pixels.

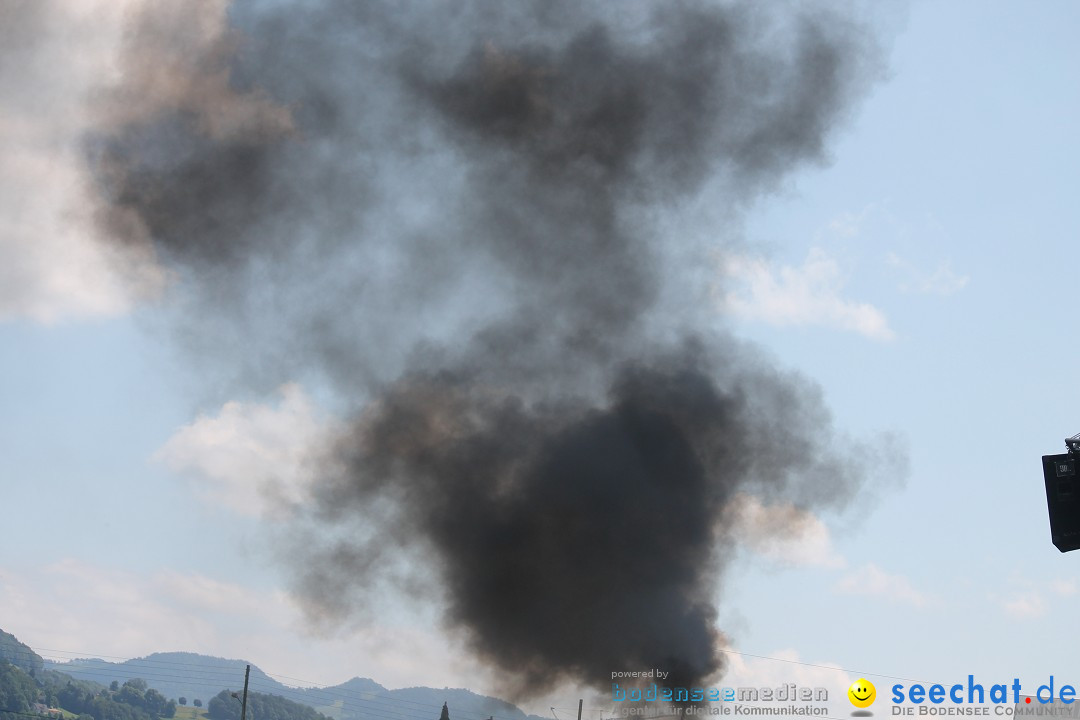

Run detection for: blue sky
[[3, 0, 1080, 714]]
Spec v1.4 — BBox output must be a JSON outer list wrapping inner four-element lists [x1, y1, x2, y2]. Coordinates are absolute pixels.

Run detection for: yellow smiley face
[[848, 679, 876, 709]]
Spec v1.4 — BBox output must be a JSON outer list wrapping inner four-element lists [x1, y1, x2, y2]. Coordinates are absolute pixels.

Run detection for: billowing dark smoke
[[297, 342, 882, 696], [87, 0, 894, 699]]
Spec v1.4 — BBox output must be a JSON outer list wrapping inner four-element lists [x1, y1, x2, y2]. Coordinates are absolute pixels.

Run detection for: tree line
[[1, 659, 330, 720], [0, 661, 177, 720], [207, 689, 331, 720]]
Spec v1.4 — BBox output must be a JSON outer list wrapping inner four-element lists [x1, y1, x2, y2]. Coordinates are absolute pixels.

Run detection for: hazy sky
[[3, 0, 1080, 716]]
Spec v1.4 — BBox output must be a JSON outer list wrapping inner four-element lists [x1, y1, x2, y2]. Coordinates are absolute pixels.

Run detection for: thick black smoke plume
[[87, 0, 893, 699]]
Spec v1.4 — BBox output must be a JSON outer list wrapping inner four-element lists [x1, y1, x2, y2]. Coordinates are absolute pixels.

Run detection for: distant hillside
[[296, 681, 536, 720], [384, 687, 533, 720], [42, 651, 545, 720], [45, 653, 291, 708], [207, 688, 331, 720], [0, 629, 43, 675], [0, 639, 182, 720]]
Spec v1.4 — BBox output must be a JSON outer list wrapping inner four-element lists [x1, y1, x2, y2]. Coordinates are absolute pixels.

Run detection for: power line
[[26, 647, 527, 720], [715, 648, 935, 686], [14, 642, 984, 720], [28, 660, 406, 719]]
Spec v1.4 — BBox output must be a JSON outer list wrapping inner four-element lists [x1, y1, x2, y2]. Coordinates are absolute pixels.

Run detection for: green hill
[[17, 633, 544, 720], [0, 630, 43, 675], [44, 653, 282, 710]]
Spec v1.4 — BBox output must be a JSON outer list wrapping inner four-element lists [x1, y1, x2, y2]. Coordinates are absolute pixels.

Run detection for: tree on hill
[[40, 668, 106, 704], [146, 688, 176, 717], [44, 654, 287, 708], [56, 682, 146, 720], [0, 630, 44, 675], [194, 700, 203, 708], [208, 690, 332, 720], [180, 698, 187, 706], [0, 662, 39, 714], [118, 683, 146, 708], [53, 675, 175, 720]]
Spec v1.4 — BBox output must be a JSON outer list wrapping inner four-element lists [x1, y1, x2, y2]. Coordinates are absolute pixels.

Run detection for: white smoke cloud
[[155, 383, 333, 517], [887, 252, 969, 296], [719, 248, 894, 341], [0, 0, 295, 325], [1000, 591, 1045, 620], [835, 563, 929, 607], [726, 494, 846, 569], [0, 559, 483, 694], [0, 0, 168, 324]]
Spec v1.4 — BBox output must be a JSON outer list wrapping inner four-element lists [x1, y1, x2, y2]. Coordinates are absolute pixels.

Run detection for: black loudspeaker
[[1043, 453, 1080, 552]]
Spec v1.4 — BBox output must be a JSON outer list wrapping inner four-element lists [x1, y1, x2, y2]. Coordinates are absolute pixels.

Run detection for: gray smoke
[[85, 0, 894, 699]]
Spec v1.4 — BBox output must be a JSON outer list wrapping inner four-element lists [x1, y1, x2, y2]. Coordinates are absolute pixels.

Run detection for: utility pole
[[577, 700, 582, 720], [240, 665, 250, 720]]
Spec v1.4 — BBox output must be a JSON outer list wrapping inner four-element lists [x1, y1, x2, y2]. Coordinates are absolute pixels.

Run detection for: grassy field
[[173, 706, 209, 720], [314, 698, 344, 720]]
